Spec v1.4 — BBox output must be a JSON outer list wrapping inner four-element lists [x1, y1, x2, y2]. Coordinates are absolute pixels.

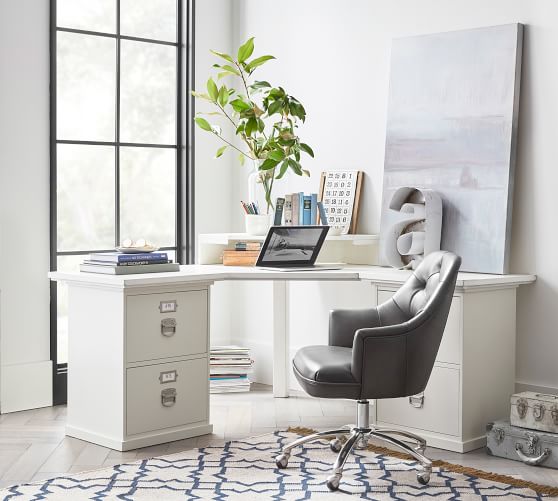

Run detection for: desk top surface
[[49, 264, 535, 290]]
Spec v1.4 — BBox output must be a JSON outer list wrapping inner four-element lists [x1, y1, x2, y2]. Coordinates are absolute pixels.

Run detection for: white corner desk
[[50, 263, 535, 452]]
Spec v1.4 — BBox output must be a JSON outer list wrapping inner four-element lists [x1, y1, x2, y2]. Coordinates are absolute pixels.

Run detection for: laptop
[[255, 226, 341, 271]]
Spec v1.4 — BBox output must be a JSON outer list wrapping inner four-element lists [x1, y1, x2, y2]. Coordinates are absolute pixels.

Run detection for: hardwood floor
[[0, 384, 556, 489]]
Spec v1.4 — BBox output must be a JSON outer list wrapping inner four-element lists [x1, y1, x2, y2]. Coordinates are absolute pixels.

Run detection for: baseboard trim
[[375, 420, 485, 453], [66, 423, 213, 451], [515, 380, 558, 395], [0, 360, 52, 413]]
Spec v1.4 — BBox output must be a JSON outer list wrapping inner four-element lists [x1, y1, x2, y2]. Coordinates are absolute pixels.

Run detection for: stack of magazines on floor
[[210, 346, 253, 393], [80, 251, 180, 275]]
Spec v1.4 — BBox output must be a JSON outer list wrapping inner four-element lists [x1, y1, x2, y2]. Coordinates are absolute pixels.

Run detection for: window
[[50, 0, 194, 404]]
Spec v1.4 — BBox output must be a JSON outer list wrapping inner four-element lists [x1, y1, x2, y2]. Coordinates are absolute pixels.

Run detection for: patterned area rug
[[1, 430, 555, 500]]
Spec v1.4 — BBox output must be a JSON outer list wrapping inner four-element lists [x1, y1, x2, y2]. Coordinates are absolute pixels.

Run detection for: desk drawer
[[377, 289, 461, 365], [126, 290, 208, 363], [126, 358, 208, 436], [376, 365, 460, 436]]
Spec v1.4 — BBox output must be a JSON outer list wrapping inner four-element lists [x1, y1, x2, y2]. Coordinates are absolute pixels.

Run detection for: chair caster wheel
[[417, 471, 430, 485], [329, 438, 342, 453], [326, 474, 341, 491], [275, 453, 289, 469]]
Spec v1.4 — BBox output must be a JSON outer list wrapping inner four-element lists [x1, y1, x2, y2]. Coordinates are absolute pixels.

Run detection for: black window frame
[[49, 0, 196, 405]]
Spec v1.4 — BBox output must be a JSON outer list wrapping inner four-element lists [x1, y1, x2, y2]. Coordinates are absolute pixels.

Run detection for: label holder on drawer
[[159, 370, 178, 384], [159, 300, 178, 313]]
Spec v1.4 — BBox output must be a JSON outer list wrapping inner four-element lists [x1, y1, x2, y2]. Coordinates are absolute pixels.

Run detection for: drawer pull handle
[[161, 388, 177, 407], [161, 318, 177, 337], [409, 393, 425, 408]]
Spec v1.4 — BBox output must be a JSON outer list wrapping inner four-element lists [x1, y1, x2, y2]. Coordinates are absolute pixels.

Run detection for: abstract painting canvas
[[380, 24, 523, 274]]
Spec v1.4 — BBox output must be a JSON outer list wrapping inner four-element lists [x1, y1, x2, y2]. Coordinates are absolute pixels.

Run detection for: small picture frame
[[318, 170, 363, 234]]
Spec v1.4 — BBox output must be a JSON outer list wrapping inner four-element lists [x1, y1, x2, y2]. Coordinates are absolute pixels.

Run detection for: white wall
[[0, 0, 52, 412], [231, 0, 558, 391]]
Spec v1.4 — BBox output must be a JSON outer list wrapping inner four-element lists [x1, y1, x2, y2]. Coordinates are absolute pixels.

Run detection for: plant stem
[[212, 132, 254, 160]]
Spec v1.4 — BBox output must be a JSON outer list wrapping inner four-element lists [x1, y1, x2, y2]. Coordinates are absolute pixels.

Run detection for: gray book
[[80, 262, 180, 275]]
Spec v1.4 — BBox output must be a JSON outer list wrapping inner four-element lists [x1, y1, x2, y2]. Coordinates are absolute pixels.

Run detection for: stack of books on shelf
[[210, 346, 253, 393], [275, 193, 327, 226], [222, 241, 262, 266], [80, 251, 180, 275]]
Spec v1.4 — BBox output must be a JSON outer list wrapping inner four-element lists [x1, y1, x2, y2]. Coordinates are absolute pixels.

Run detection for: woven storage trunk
[[487, 420, 558, 468], [511, 391, 558, 433]]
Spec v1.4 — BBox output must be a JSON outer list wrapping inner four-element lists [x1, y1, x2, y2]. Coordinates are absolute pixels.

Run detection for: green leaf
[[210, 49, 234, 63], [194, 117, 212, 131], [259, 157, 279, 170], [215, 145, 227, 158], [267, 100, 283, 116], [245, 117, 257, 136], [246, 55, 275, 72], [250, 80, 271, 90], [268, 150, 285, 162], [230, 98, 251, 113], [302, 169, 310, 177], [289, 158, 303, 176], [289, 100, 306, 121], [218, 86, 228, 107], [299, 143, 314, 158], [276, 160, 290, 179], [206, 77, 218, 102], [191, 91, 211, 101], [237, 37, 255, 63]]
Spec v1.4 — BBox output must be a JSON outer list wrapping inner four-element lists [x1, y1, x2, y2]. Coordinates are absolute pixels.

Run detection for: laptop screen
[[257, 226, 329, 266]]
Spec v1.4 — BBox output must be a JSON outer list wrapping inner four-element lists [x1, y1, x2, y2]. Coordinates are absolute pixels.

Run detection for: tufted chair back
[[371, 251, 461, 396]]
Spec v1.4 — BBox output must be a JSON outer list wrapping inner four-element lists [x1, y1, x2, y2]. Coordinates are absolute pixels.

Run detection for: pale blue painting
[[380, 24, 523, 274]]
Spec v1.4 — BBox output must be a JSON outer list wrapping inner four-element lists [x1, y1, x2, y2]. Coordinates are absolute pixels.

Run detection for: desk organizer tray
[[487, 420, 558, 468]]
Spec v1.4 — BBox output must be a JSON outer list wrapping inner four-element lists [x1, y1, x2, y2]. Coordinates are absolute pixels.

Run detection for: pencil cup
[[245, 214, 271, 236]]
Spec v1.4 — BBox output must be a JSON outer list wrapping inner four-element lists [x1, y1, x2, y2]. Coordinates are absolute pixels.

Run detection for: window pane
[[57, 0, 116, 33], [57, 144, 115, 252], [120, 147, 176, 247], [57, 255, 84, 365], [57, 32, 116, 141], [120, 41, 176, 144], [120, 0, 176, 42]]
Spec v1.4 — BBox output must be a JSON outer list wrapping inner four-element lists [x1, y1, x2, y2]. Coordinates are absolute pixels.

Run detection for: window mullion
[[115, 0, 121, 248]]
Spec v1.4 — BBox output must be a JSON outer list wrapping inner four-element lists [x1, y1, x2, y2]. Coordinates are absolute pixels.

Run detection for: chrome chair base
[[275, 401, 432, 491]]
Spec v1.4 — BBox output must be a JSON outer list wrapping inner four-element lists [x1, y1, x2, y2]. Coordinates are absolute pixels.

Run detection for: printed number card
[[318, 170, 363, 234]]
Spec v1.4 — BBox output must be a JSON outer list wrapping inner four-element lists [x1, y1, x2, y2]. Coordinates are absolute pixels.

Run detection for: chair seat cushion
[[293, 346, 361, 399], [293, 345, 355, 383]]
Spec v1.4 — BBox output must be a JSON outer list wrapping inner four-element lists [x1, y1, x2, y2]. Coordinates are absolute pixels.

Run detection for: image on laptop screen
[[261, 227, 325, 263]]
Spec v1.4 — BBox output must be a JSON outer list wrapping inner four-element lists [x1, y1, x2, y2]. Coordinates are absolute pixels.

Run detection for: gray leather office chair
[[275, 251, 461, 491]]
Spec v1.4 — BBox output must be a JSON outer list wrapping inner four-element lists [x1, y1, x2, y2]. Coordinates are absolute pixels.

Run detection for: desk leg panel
[[272, 281, 289, 398]]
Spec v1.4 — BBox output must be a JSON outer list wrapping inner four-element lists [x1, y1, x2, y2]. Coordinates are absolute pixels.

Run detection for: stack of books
[[222, 241, 262, 266], [210, 346, 253, 393], [276, 193, 326, 226], [80, 252, 180, 275]]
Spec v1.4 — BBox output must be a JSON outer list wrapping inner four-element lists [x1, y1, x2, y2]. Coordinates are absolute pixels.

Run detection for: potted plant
[[192, 37, 314, 214]]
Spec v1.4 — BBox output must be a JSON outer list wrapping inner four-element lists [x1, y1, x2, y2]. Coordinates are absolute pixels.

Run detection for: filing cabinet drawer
[[127, 290, 208, 363], [126, 358, 208, 436], [377, 289, 462, 365], [376, 365, 460, 436]]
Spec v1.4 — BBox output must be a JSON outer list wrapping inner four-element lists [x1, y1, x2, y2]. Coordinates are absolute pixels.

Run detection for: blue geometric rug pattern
[[0, 431, 548, 500]]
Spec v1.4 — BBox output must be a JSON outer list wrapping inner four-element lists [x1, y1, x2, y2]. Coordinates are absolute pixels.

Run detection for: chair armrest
[[351, 324, 410, 397], [328, 307, 380, 348]]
